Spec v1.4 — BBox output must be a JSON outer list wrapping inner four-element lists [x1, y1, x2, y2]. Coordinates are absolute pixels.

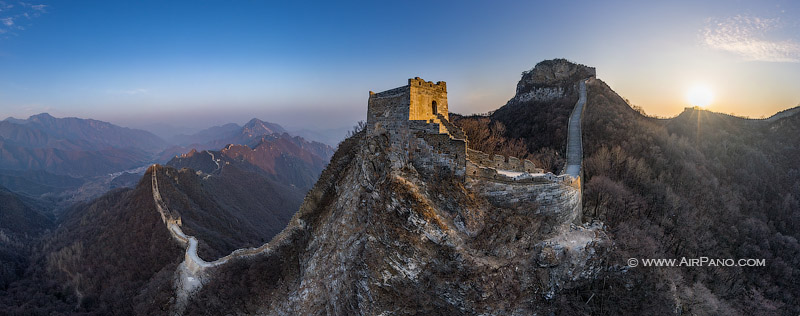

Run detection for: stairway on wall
[[435, 113, 466, 140]]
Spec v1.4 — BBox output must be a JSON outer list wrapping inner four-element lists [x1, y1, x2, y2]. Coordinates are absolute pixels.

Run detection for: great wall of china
[[150, 75, 590, 313], [150, 165, 287, 314]]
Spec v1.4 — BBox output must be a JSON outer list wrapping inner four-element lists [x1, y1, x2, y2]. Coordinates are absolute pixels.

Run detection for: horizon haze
[[1, 0, 800, 133]]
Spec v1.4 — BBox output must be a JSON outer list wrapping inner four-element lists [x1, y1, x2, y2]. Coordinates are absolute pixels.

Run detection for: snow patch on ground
[[495, 169, 550, 180], [496, 170, 525, 178]]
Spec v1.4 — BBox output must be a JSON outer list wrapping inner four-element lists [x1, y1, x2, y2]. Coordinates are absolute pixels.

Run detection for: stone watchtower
[[407, 77, 449, 121], [367, 77, 467, 177], [367, 77, 450, 136]]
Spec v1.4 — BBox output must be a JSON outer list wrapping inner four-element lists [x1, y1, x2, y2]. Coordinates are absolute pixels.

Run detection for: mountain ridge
[[0, 113, 165, 179], [4, 113, 168, 152]]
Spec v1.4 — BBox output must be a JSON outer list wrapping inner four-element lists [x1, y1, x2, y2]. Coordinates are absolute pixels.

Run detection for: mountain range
[[0, 113, 161, 178], [0, 112, 334, 213], [0, 60, 798, 314], [0, 110, 336, 312], [158, 118, 294, 161], [0, 125, 335, 313]]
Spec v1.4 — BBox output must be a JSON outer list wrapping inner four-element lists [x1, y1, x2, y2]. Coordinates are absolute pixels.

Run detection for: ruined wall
[[466, 176, 582, 229], [411, 133, 466, 179], [465, 160, 573, 184], [408, 120, 442, 135], [367, 86, 411, 137], [436, 113, 466, 140], [366, 77, 465, 181], [408, 77, 448, 121], [466, 148, 542, 173]]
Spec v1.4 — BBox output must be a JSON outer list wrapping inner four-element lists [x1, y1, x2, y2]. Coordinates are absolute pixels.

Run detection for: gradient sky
[[1, 0, 799, 133]]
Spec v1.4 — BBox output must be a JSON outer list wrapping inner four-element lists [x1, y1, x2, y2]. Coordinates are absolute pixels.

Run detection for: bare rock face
[[184, 130, 610, 315], [534, 222, 610, 300], [522, 59, 596, 87], [511, 59, 596, 103]]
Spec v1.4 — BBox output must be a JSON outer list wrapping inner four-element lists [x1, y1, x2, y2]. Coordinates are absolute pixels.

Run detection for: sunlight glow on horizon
[[687, 85, 714, 108]]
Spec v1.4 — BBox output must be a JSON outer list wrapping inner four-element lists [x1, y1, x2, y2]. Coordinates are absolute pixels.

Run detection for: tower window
[[432, 101, 438, 114]]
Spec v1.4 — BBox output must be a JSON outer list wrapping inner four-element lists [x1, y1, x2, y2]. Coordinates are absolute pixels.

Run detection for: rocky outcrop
[[511, 59, 596, 103], [534, 222, 609, 300], [519, 59, 596, 87]]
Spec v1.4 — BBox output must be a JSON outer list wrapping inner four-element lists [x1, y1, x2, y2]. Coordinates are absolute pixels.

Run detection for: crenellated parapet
[[466, 148, 543, 174], [408, 77, 447, 91]]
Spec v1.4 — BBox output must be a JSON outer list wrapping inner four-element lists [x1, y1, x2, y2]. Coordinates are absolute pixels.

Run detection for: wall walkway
[[563, 79, 587, 178]]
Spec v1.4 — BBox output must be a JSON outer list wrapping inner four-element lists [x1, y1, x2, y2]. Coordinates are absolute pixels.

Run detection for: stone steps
[[436, 113, 466, 140]]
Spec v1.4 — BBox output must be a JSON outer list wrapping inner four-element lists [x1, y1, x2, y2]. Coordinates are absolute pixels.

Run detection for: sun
[[687, 85, 714, 108]]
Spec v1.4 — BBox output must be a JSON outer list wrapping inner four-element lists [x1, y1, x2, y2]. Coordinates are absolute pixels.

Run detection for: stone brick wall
[[466, 176, 582, 229], [466, 160, 573, 184], [436, 113, 465, 139], [410, 133, 466, 179], [408, 77, 448, 121], [409, 119, 446, 135], [367, 86, 411, 137], [367, 78, 450, 138], [466, 148, 543, 173], [366, 75, 585, 232], [367, 77, 465, 180]]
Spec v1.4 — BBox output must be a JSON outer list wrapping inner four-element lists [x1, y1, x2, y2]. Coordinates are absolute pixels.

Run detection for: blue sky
[[1, 0, 799, 133]]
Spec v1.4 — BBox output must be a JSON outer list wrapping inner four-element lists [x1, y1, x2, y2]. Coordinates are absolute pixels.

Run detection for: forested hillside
[[454, 64, 800, 314]]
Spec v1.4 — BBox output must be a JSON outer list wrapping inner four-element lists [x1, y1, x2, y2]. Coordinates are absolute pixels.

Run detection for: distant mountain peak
[[218, 122, 241, 129], [241, 118, 286, 137], [27, 112, 57, 123], [29, 112, 54, 119], [244, 118, 265, 125], [181, 148, 200, 158]]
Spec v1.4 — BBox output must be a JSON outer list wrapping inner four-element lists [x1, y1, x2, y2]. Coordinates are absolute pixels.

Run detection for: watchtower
[[366, 77, 449, 137], [408, 77, 448, 121], [366, 77, 466, 178]]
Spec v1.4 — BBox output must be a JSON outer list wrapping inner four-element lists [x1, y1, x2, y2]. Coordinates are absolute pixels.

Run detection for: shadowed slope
[[573, 77, 800, 314]]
